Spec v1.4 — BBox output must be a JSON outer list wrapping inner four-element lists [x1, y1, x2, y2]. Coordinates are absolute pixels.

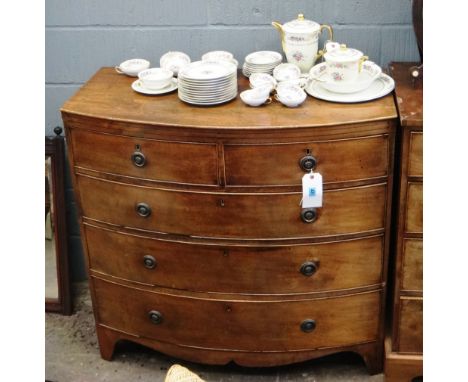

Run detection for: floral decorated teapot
[[272, 14, 333, 73]]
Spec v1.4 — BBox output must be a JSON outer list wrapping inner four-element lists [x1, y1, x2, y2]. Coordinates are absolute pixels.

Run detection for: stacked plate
[[178, 60, 238, 105], [242, 51, 282, 77]]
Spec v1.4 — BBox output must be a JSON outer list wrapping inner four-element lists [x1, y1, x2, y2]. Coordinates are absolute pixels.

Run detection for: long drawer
[[70, 129, 219, 185], [224, 134, 389, 186], [85, 225, 384, 294], [77, 175, 387, 239], [397, 297, 423, 354], [93, 277, 381, 351]]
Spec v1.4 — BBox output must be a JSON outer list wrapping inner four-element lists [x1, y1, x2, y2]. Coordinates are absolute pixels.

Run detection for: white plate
[[131, 78, 178, 95], [309, 61, 382, 94], [245, 51, 282, 65], [179, 93, 237, 105], [178, 60, 236, 80], [160, 51, 191, 75], [305, 73, 395, 103]]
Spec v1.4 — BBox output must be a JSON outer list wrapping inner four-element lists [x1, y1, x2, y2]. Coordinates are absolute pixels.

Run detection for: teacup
[[273, 63, 301, 82], [115, 58, 150, 77], [249, 73, 277, 93], [275, 84, 307, 107], [138, 68, 174, 90], [323, 44, 369, 84], [240, 86, 272, 107], [160, 51, 191, 76], [276, 77, 308, 90]]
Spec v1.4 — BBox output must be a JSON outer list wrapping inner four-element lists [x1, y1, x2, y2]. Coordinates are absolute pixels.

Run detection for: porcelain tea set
[[114, 13, 394, 105]]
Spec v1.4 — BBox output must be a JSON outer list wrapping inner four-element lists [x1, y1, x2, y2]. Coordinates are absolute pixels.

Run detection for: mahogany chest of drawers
[[61, 68, 397, 374], [385, 62, 423, 381]]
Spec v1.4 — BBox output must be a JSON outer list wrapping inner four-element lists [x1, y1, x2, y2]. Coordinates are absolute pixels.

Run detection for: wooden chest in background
[[62, 68, 397, 374], [385, 62, 423, 381]]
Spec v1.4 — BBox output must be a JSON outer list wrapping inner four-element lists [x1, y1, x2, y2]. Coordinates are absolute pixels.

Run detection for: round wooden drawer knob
[[299, 154, 317, 172], [301, 319, 316, 333], [300, 261, 319, 277], [301, 208, 317, 223], [143, 255, 157, 269], [136, 202, 151, 217], [148, 310, 163, 325], [131, 151, 146, 167]]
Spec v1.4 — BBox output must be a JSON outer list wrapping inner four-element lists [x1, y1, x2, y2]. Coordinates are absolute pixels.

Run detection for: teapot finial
[[298, 14, 304, 21]]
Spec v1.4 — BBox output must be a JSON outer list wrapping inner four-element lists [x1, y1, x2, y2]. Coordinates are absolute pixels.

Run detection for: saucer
[[309, 61, 382, 94], [131, 78, 178, 95], [305, 73, 395, 103]]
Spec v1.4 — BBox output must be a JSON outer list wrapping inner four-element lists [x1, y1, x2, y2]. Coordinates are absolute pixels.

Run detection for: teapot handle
[[315, 24, 334, 61], [272, 22, 286, 53]]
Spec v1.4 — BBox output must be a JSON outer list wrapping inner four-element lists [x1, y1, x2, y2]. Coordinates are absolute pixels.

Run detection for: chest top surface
[[389, 62, 423, 128], [62, 68, 397, 130]]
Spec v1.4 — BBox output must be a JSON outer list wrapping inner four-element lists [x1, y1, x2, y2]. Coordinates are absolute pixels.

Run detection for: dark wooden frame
[[45, 128, 72, 315]]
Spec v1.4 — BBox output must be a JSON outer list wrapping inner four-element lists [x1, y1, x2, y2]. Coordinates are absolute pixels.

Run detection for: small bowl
[[202, 50, 234, 62], [273, 63, 301, 82], [275, 85, 307, 107], [115, 58, 150, 77], [240, 87, 272, 107], [160, 51, 191, 76], [249, 73, 277, 92], [138, 68, 174, 90]]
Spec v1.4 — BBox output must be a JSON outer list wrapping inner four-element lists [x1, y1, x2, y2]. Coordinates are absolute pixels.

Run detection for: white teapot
[[272, 14, 333, 73]]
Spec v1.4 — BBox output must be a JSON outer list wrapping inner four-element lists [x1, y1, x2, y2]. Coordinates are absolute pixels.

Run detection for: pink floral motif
[[332, 72, 343, 81], [292, 51, 304, 62]]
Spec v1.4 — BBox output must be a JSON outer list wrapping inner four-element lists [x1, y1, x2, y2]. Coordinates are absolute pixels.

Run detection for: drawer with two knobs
[[85, 224, 384, 294], [93, 276, 381, 352]]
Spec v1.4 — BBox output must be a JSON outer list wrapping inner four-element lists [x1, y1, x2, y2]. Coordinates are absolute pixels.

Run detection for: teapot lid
[[283, 14, 320, 34], [324, 44, 363, 62]]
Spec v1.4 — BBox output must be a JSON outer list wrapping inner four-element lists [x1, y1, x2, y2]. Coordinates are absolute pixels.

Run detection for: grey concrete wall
[[46, 0, 420, 281]]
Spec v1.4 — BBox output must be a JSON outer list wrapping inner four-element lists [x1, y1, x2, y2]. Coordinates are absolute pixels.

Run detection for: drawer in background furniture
[[405, 183, 423, 233], [70, 129, 219, 185], [408, 132, 423, 177], [224, 135, 389, 186], [397, 298, 423, 354], [401, 239, 423, 292], [77, 175, 387, 239], [93, 277, 381, 351], [85, 224, 384, 294]]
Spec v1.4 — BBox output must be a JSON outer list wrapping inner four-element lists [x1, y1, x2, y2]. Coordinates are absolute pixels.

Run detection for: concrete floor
[[46, 282, 385, 382]]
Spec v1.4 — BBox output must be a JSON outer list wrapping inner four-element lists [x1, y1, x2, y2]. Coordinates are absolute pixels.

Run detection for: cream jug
[[272, 14, 333, 73]]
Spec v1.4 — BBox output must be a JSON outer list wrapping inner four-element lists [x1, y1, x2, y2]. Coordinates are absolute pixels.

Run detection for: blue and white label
[[302, 172, 323, 208]]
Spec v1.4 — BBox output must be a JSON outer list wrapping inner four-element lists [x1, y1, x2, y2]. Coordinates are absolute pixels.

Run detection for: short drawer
[[70, 129, 218, 185], [93, 277, 381, 351], [78, 175, 387, 239], [397, 297, 423, 354], [408, 132, 423, 177], [224, 135, 389, 186], [401, 239, 423, 292], [85, 225, 384, 294], [405, 182, 423, 233]]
